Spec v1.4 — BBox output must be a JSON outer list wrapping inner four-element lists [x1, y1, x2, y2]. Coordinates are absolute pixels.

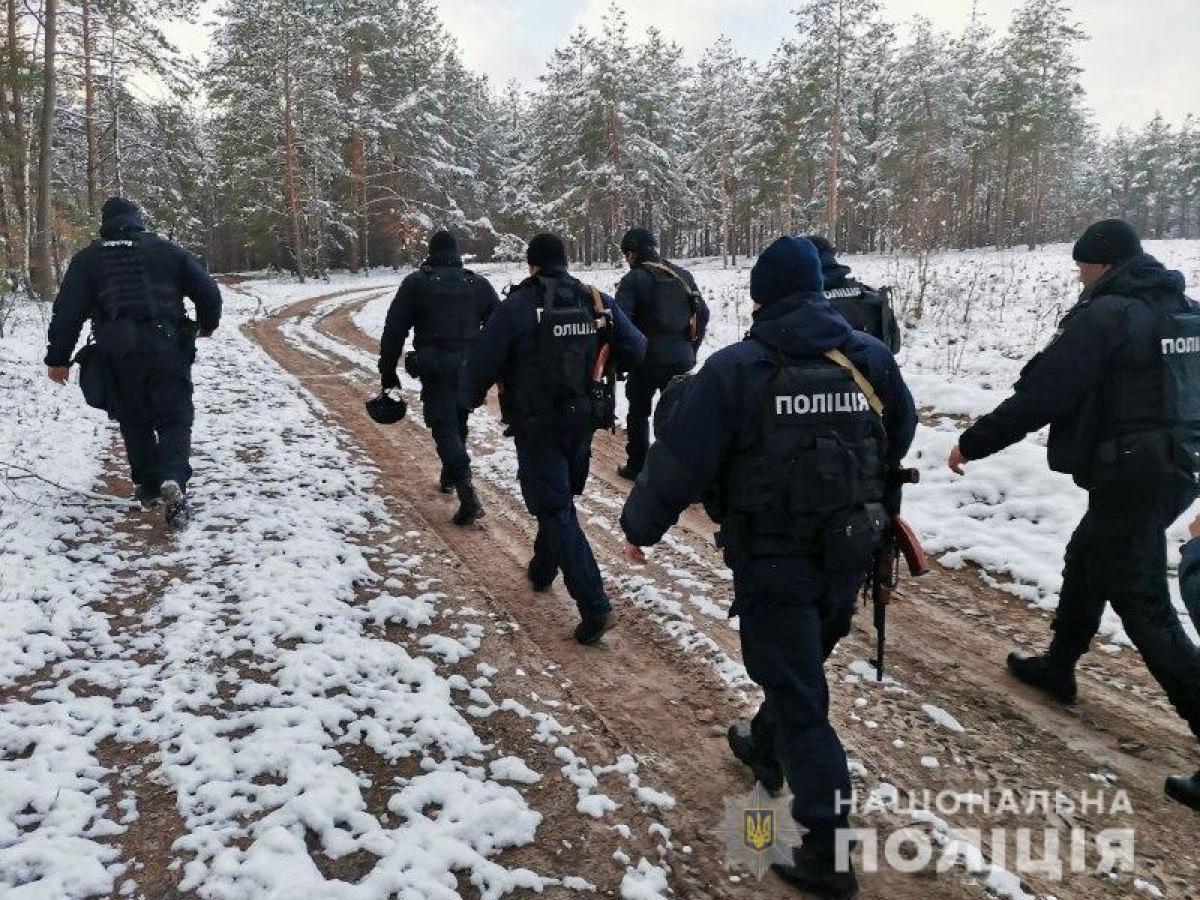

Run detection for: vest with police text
[[507, 276, 601, 429], [718, 340, 887, 558]]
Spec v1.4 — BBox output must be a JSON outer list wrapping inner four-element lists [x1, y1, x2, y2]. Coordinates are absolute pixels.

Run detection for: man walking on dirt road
[[461, 233, 645, 645], [621, 235, 917, 897], [44, 197, 222, 530], [614, 227, 709, 481], [377, 229, 500, 525], [948, 219, 1200, 812]]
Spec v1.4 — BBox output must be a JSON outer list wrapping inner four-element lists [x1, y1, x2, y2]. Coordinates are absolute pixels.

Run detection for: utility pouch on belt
[[178, 318, 199, 364], [823, 503, 887, 572], [411, 347, 465, 382], [404, 351, 421, 379], [73, 339, 117, 419]]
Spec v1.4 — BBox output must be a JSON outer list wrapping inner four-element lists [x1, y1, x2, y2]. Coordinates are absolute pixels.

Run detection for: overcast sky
[[174, 0, 1197, 133]]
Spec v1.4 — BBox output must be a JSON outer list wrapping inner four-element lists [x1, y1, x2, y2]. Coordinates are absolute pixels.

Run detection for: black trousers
[[735, 556, 866, 850], [1050, 475, 1200, 741], [108, 331, 194, 491], [624, 364, 686, 469], [515, 428, 610, 619], [421, 379, 471, 487]]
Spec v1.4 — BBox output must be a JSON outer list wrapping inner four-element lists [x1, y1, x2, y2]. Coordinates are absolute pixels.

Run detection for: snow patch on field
[[0, 293, 596, 897]]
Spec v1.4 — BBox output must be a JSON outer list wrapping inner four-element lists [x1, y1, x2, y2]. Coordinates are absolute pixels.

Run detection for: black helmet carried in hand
[[365, 390, 407, 424]]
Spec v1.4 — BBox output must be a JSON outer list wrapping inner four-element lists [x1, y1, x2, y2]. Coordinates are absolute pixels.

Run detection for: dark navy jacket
[[459, 265, 647, 429], [378, 250, 500, 389], [615, 253, 710, 371], [621, 291, 917, 548], [45, 211, 222, 367], [959, 253, 1190, 467]]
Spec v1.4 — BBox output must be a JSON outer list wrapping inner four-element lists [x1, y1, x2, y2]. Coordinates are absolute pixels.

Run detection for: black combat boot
[[574, 611, 616, 645], [438, 470, 455, 494], [772, 844, 859, 899], [1165, 770, 1200, 812], [617, 462, 641, 481], [1007, 651, 1078, 704], [452, 479, 484, 526], [160, 480, 191, 530], [132, 485, 161, 510], [527, 556, 558, 592], [726, 723, 785, 794]]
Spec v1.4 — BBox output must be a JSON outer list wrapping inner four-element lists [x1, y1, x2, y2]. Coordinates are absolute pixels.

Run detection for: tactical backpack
[[717, 339, 888, 568], [641, 261, 701, 344], [826, 283, 901, 353], [408, 266, 482, 381]]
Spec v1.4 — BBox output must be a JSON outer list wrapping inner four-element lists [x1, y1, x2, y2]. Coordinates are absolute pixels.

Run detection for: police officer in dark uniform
[[44, 197, 222, 529], [807, 235, 900, 352], [948, 219, 1200, 811], [377, 230, 500, 525], [461, 233, 645, 644], [614, 227, 709, 480], [621, 236, 916, 896]]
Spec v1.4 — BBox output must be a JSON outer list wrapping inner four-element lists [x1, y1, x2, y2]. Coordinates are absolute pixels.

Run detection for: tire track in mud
[[253, 285, 1200, 900]]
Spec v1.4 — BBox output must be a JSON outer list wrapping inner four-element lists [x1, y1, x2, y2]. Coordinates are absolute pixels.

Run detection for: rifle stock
[[870, 469, 929, 681], [893, 515, 929, 577]]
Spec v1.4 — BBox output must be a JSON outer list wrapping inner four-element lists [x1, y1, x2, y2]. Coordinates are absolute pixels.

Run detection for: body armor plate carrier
[[96, 236, 156, 323], [409, 266, 482, 380], [718, 339, 888, 567], [1091, 298, 1200, 484], [508, 275, 609, 430]]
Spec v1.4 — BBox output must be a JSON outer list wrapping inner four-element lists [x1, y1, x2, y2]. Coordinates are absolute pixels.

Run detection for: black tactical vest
[[507, 276, 601, 429], [95, 235, 157, 322], [717, 342, 888, 564], [1087, 295, 1200, 483], [413, 266, 481, 352]]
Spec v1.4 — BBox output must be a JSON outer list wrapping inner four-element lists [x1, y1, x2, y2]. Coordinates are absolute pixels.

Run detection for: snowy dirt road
[[2, 271, 1198, 900], [241, 280, 1199, 899]]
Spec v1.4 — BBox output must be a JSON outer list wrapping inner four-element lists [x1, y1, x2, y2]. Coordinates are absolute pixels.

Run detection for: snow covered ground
[[0, 289, 671, 898], [355, 241, 1200, 646], [4, 240, 1200, 898]]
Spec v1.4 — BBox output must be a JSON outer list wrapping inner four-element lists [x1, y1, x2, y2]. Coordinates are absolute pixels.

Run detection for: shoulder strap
[[824, 348, 884, 417], [642, 260, 695, 294], [587, 284, 605, 317]]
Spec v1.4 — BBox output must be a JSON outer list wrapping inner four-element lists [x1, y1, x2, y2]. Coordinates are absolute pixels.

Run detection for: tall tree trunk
[[346, 46, 368, 271], [5, 0, 28, 283], [32, 0, 57, 302], [347, 128, 367, 270], [998, 117, 1016, 248], [108, 26, 123, 194], [825, 0, 844, 239], [785, 143, 796, 233], [81, 0, 97, 214], [1026, 142, 1043, 250], [280, 38, 306, 281]]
